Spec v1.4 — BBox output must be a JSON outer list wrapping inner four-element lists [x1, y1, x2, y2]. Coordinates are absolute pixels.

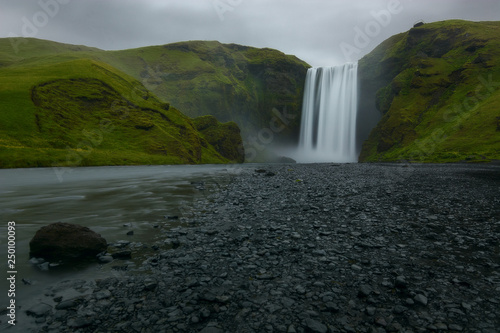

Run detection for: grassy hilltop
[[358, 20, 500, 162], [3, 38, 308, 167], [0, 38, 309, 168], [99, 41, 310, 141]]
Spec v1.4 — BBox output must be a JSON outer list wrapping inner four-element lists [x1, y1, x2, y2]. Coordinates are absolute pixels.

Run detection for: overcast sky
[[1, 0, 499, 66]]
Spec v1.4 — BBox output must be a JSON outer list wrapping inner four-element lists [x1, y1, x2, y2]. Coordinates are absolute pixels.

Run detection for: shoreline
[[3, 163, 499, 332], [1, 158, 500, 171]]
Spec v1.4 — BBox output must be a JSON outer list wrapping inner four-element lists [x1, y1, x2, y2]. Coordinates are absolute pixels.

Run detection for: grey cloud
[[1, 0, 499, 66]]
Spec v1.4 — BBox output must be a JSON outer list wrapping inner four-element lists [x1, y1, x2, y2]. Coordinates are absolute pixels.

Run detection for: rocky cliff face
[[358, 20, 500, 162], [192, 115, 245, 163], [105, 41, 310, 145]]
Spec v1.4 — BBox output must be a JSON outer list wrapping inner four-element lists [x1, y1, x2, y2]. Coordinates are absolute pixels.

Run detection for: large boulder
[[29, 222, 107, 261]]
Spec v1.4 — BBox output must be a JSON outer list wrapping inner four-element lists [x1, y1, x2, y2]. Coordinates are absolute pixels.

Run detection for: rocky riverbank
[[6, 163, 500, 333]]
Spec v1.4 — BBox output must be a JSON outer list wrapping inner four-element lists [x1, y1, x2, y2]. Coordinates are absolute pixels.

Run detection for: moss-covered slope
[[0, 40, 242, 168], [358, 20, 500, 162], [100, 41, 310, 143], [192, 115, 244, 163]]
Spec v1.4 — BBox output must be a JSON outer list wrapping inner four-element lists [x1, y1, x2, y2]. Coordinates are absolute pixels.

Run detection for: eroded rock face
[[29, 222, 107, 261]]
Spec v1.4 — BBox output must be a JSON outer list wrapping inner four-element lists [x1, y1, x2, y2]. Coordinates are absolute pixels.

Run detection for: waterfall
[[297, 63, 358, 163]]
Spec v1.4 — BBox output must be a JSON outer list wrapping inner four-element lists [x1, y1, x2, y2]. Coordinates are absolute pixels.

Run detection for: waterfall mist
[[295, 63, 359, 163]]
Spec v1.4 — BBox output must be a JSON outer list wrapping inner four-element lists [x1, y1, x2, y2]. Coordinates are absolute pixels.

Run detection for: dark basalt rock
[[29, 222, 107, 261]]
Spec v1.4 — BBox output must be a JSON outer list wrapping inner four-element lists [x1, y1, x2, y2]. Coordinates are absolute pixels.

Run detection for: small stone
[[375, 317, 388, 327], [144, 278, 158, 291], [304, 318, 328, 333], [111, 251, 132, 259], [461, 302, 472, 311], [366, 306, 376, 316], [199, 326, 223, 333], [393, 305, 407, 314], [351, 264, 362, 271], [94, 289, 111, 300], [414, 294, 428, 306], [325, 302, 340, 313], [126, 230, 134, 236], [29, 257, 44, 265], [26, 303, 52, 317], [395, 276, 407, 289], [67, 317, 92, 328], [358, 285, 372, 297], [38, 262, 50, 271], [282, 297, 295, 308], [295, 285, 306, 294], [55, 299, 79, 310], [312, 249, 327, 256], [405, 298, 415, 305], [435, 323, 448, 330], [449, 324, 463, 331], [98, 255, 114, 263]]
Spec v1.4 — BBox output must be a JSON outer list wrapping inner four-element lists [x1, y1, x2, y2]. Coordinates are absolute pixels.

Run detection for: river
[[0, 164, 242, 325]]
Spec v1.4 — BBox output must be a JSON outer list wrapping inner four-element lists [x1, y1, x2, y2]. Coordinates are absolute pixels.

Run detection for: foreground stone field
[[9, 163, 500, 333]]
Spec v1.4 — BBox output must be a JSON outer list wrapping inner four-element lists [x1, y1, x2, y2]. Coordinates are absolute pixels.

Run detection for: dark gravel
[[6, 163, 500, 333]]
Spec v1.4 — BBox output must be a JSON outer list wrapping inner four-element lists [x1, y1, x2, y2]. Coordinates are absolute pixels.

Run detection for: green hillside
[[0, 39, 242, 168], [358, 20, 500, 162], [0, 38, 309, 168], [100, 41, 310, 142]]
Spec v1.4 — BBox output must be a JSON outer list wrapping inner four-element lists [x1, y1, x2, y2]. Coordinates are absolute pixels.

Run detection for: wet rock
[[200, 325, 223, 333], [395, 276, 407, 289], [393, 305, 407, 314], [94, 289, 111, 300], [55, 299, 80, 310], [414, 294, 428, 306], [111, 250, 132, 259], [358, 285, 373, 297], [304, 318, 328, 333], [29, 222, 107, 261], [26, 303, 52, 317], [18, 164, 500, 333], [98, 255, 114, 263], [449, 324, 464, 331], [67, 317, 92, 328]]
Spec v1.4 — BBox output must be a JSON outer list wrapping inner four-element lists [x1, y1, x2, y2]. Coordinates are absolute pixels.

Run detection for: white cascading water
[[297, 63, 358, 163]]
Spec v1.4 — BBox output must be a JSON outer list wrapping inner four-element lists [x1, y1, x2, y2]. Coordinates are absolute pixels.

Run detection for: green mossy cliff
[[358, 20, 500, 162], [102, 41, 310, 143], [192, 115, 244, 164], [0, 40, 243, 168], [0, 38, 309, 168]]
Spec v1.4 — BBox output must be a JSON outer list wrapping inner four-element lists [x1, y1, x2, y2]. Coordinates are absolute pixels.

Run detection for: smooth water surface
[[0, 164, 237, 316]]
